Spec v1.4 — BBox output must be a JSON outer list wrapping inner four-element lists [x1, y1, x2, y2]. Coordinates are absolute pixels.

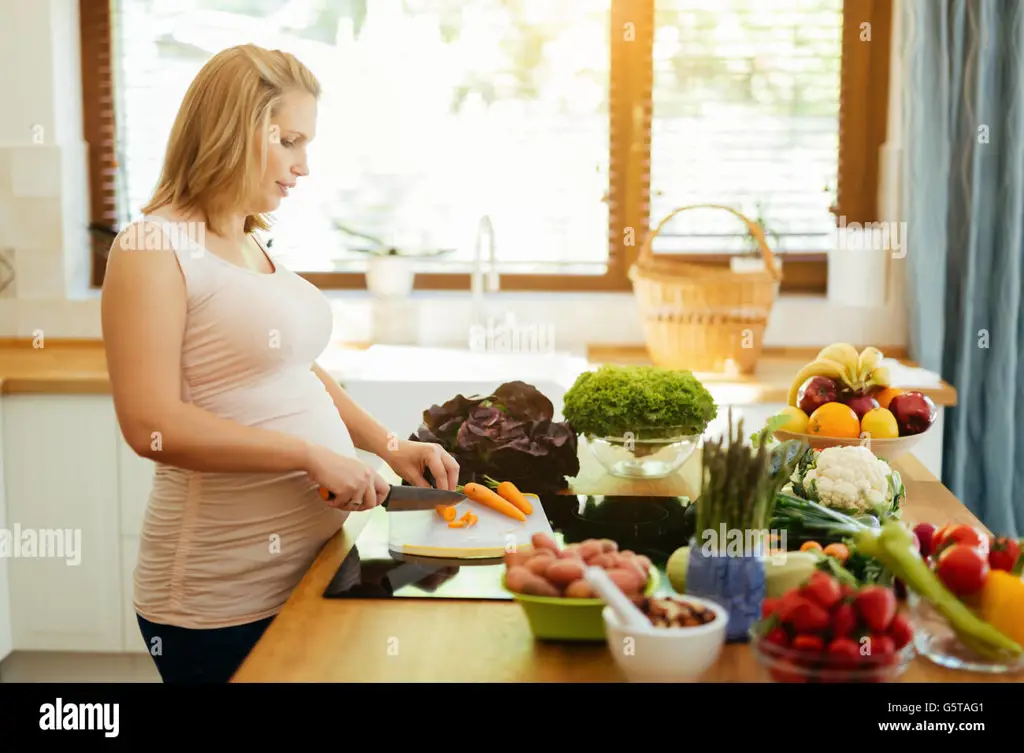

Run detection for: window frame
[[81, 0, 890, 295]]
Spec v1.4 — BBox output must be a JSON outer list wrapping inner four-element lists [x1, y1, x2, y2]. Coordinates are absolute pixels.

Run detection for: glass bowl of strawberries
[[750, 571, 916, 683]]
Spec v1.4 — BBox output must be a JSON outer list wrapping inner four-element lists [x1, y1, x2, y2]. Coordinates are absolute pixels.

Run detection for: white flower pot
[[365, 255, 414, 299]]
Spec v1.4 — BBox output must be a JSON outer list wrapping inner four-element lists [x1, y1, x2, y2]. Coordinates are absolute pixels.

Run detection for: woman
[[101, 44, 459, 684]]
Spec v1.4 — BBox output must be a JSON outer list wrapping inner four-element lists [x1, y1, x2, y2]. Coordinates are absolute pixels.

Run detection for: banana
[[816, 342, 860, 383], [786, 358, 850, 406], [856, 346, 884, 384], [864, 365, 891, 391]]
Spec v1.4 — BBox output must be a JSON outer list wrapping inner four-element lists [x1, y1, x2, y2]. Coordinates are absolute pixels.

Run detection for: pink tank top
[[131, 215, 354, 628]]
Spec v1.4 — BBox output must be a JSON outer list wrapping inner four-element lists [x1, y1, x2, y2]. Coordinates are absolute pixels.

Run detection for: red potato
[[605, 568, 645, 593], [503, 552, 531, 569], [560, 544, 582, 559], [526, 555, 554, 577], [545, 559, 586, 586], [518, 574, 560, 597], [618, 550, 637, 559], [588, 553, 616, 569], [531, 533, 560, 553], [633, 555, 652, 572], [505, 566, 533, 593], [564, 579, 597, 598], [578, 541, 603, 560], [599, 538, 618, 553]]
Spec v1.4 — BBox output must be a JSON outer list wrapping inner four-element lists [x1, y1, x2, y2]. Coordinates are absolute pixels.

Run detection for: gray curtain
[[902, 0, 1024, 538]]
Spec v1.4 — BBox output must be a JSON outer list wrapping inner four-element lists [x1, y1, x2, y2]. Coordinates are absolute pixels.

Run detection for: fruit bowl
[[503, 568, 660, 641], [772, 426, 930, 461], [750, 626, 915, 683]]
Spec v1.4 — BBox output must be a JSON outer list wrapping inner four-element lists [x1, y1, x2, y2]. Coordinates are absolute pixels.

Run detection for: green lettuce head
[[562, 365, 718, 440]]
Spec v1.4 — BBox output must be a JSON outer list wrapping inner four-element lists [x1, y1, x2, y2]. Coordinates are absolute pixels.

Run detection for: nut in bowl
[[503, 533, 659, 641], [603, 595, 728, 682]]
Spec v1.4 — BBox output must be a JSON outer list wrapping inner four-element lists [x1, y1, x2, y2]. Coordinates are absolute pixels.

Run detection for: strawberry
[[775, 591, 810, 623], [853, 585, 897, 633], [761, 597, 780, 619], [765, 626, 789, 647], [862, 634, 896, 665], [826, 637, 860, 668], [839, 583, 856, 599], [788, 599, 831, 633], [801, 570, 842, 610], [829, 602, 857, 639], [886, 613, 914, 650], [792, 633, 825, 652]]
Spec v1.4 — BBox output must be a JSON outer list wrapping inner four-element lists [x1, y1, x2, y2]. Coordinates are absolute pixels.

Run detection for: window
[[82, 0, 891, 293]]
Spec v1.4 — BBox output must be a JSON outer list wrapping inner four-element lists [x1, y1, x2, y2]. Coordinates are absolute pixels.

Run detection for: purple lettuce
[[408, 381, 579, 494]]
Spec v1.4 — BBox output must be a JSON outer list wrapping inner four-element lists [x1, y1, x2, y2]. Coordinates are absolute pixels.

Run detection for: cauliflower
[[781, 445, 904, 518]]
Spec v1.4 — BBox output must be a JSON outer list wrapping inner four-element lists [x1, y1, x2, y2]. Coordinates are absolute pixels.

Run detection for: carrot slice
[[495, 481, 533, 515], [448, 520, 466, 528], [436, 505, 457, 522], [461, 482, 527, 522]]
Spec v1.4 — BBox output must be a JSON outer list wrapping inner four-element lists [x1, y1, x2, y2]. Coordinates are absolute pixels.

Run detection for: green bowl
[[503, 568, 661, 641]]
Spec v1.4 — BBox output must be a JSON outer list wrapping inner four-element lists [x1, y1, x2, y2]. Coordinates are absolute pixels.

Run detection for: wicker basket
[[628, 203, 782, 375]]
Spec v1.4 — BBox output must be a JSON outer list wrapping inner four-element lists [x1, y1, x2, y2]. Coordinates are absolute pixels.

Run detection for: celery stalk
[[857, 525, 1023, 660]]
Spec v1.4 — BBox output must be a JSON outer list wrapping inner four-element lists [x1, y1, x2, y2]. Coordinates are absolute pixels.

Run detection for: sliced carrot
[[462, 482, 527, 522], [448, 520, 467, 528], [436, 505, 457, 522], [495, 481, 533, 515]]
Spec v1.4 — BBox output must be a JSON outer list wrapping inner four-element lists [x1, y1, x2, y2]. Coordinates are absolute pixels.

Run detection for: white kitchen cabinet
[[2, 395, 123, 652], [118, 434, 154, 539], [0, 398, 13, 664]]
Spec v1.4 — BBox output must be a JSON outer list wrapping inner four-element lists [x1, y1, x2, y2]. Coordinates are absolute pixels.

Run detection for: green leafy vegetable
[[562, 364, 717, 439]]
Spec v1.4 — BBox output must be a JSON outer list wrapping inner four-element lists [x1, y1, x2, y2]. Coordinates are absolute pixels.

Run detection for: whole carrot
[[461, 482, 527, 522], [495, 480, 533, 515]]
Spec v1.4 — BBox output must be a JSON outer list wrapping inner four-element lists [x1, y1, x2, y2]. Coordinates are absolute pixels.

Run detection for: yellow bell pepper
[[980, 570, 1024, 646]]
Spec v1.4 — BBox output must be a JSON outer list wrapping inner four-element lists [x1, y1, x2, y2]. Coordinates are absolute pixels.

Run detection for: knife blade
[[318, 484, 465, 511]]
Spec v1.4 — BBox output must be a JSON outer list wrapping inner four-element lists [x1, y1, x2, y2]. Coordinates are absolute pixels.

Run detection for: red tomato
[[935, 524, 989, 557], [988, 537, 1021, 572], [936, 544, 990, 595]]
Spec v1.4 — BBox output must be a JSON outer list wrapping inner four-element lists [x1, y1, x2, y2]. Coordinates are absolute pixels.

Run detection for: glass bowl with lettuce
[[562, 365, 718, 478]]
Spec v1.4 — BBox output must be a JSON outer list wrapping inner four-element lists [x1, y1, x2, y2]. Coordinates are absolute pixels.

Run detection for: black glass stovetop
[[322, 492, 694, 601]]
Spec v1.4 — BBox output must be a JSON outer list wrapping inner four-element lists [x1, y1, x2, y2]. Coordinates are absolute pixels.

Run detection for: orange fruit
[[860, 407, 899, 439], [807, 402, 861, 438], [872, 387, 904, 410]]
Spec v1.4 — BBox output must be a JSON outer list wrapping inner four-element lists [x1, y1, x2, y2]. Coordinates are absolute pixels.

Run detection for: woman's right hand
[[306, 444, 390, 511]]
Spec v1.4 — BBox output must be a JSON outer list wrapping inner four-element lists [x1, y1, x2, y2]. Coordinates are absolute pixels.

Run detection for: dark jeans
[[136, 612, 274, 683]]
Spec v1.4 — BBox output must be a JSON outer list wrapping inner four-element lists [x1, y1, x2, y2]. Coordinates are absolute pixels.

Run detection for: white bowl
[[602, 596, 728, 683]]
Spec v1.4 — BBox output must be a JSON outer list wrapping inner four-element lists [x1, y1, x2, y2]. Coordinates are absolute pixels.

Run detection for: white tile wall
[[13, 249, 65, 299], [10, 146, 62, 198]]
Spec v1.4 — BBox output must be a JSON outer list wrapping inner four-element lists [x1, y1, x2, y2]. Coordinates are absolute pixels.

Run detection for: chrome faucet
[[472, 215, 499, 323]]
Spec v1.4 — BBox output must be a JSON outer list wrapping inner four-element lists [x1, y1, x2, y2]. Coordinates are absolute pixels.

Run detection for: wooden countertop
[[0, 339, 957, 406], [232, 441, 1009, 683]]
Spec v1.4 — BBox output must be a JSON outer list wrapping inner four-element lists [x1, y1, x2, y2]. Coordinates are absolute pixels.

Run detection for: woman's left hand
[[386, 439, 460, 490]]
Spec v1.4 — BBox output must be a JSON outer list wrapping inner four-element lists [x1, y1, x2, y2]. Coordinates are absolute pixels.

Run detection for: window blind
[[646, 0, 844, 256], [108, 0, 613, 274]]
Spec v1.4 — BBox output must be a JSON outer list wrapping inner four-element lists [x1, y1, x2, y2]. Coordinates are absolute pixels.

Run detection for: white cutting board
[[387, 493, 555, 558]]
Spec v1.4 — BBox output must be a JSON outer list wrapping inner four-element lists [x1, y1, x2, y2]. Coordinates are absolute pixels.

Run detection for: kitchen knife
[[318, 484, 465, 511]]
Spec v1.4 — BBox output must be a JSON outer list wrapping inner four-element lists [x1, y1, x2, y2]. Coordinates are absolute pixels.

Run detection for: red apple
[[846, 393, 880, 420], [888, 391, 936, 436], [798, 376, 839, 415]]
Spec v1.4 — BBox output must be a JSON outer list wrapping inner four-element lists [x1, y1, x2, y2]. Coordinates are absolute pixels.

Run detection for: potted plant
[[730, 201, 782, 274], [334, 221, 453, 299], [561, 364, 718, 479]]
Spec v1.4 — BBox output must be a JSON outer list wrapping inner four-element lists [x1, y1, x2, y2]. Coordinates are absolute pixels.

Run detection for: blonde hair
[[141, 44, 320, 236]]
